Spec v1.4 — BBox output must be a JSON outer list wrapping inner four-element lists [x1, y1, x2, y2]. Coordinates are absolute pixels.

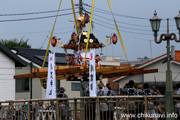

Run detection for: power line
[[83, 9, 176, 28], [83, 8, 151, 28], [0, 7, 78, 16], [84, 5, 175, 27], [93, 21, 153, 35], [93, 17, 151, 32], [0, 26, 74, 35], [85, 6, 149, 20], [40, 32, 50, 49], [93, 17, 177, 32], [54, 29, 74, 34], [84, 4, 175, 21], [0, 31, 50, 35], [93, 19, 171, 35], [0, 12, 79, 22]]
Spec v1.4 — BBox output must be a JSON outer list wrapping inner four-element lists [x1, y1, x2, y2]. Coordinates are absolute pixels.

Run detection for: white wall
[[118, 57, 180, 88], [118, 75, 142, 88], [15, 64, 42, 99], [0, 51, 15, 101], [59, 78, 108, 98], [60, 79, 80, 98]]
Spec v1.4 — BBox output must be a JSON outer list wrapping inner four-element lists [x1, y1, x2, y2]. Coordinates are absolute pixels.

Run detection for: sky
[[0, 0, 180, 61]]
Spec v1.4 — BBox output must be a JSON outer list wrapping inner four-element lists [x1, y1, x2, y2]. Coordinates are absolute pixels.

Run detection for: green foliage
[[0, 37, 31, 49]]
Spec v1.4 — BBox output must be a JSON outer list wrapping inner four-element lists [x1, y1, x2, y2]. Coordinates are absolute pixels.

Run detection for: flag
[[46, 52, 56, 98], [89, 49, 96, 97]]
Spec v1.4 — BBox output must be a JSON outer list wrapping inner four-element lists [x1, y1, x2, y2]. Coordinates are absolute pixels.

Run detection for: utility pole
[[79, 0, 83, 14], [79, 0, 83, 97]]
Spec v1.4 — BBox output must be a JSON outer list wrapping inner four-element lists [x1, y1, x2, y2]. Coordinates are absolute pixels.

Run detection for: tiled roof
[[12, 47, 71, 67], [137, 50, 180, 68], [113, 50, 180, 82], [175, 50, 180, 62], [0, 43, 27, 67]]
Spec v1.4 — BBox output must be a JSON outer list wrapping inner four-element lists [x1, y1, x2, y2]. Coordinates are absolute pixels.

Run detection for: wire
[[54, 30, 74, 34], [93, 21, 153, 35], [173, 72, 180, 81], [0, 12, 79, 22], [0, 7, 78, 16], [83, 9, 176, 29], [84, 4, 176, 21], [0, 31, 50, 35], [86, 6, 150, 20], [94, 17, 177, 32], [93, 17, 151, 32], [0, 26, 74, 35], [40, 32, 50, 49], [55, 25, 74, 31], [84, 5, 176, 27], [83, 8, 150, 28]]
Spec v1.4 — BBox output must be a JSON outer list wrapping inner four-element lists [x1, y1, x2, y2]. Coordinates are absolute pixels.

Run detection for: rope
[[84, 0, 95, 67], [107, 0, 128, 62], [71, 0, 78, 34], [42, 0, 62, 68]]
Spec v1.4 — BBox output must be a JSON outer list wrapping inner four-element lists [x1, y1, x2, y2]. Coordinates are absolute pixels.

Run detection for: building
[[12, 47, 82, 99], [101, 56, 121, 66], [0, 43, 26, 101], [113, 51, 180, 94]]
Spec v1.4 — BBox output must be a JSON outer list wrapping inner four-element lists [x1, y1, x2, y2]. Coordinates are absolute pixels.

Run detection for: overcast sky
[[0, 0, 180, 61]]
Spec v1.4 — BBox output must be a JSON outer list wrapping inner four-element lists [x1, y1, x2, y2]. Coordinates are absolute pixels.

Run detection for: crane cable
[[42, 0, 62, 68], [107, 0, 128, 62], [71, 0, 78, 34], [84, 0, 95, 67]]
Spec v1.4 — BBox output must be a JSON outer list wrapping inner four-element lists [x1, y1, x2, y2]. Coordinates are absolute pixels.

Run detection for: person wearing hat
[[81, 76, 95, 120], [57, 87, 69, 120]]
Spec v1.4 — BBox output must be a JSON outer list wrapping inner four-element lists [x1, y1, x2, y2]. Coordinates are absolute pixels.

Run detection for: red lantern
[[80, 56, 83, 62], [51, 37, 57, 47], [84, 14, 89, 23], [112, 34, 118, 44], [71, 32, 78, 43], [69, 56, 74, 65], [95, 55, 100, 63]]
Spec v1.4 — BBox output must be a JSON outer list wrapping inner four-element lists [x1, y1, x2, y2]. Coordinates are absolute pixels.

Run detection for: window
[[16, 78, 29, 92], [71, 83, 80, 91]]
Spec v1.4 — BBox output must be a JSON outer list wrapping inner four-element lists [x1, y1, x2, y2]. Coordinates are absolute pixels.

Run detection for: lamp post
[[150, 11, 180, 120]]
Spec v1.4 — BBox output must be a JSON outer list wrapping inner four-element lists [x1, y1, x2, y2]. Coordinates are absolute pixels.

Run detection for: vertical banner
[[46, 52, 56, 98], [89, 49, 97, 97]]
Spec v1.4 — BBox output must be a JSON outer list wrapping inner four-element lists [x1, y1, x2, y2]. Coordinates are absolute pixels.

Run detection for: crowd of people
[[1, 79, 180, 120]]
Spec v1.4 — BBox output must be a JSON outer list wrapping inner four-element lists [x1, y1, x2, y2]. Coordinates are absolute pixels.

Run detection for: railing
[[0, 95, 180, 120]]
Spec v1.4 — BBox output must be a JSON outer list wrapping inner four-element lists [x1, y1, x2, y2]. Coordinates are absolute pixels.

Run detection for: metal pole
[[74, 99, 77, 120], [28, 100, 31, 120], [29, 63, 33, 119], [30, 62, 32, 99], [142, 59, 144, 85], [165, 18, 174, 120], [144, 96, 148, 120], [56, 99, 59, 120], [97, 97, 100, 120]]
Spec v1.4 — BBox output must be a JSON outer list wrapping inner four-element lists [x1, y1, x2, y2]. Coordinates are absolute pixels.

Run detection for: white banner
[[46, 52, 56, 98], [89, 49, 96, 97]]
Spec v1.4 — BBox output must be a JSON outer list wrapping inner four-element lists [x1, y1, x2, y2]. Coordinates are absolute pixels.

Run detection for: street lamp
[[175, 11, 180, 31], [150, 11, 180, 120]]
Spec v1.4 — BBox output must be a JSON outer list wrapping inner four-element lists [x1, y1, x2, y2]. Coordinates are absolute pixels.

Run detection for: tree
[[0, 37, 31, 49]]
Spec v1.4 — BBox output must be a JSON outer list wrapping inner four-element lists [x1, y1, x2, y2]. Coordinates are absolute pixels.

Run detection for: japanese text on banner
[[46, 52, 56, 98], [89, 49, 96, 97]]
